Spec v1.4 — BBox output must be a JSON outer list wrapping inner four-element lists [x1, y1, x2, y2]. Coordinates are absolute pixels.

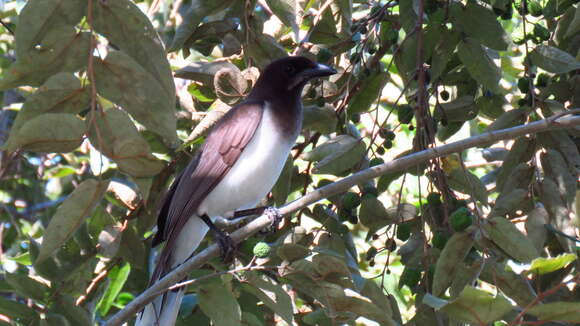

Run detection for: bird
[[136, 56, 336, 326]]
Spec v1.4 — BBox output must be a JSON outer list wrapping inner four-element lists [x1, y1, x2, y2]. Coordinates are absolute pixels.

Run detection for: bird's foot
[[258, 207, 283, 235], [214, 229, 236, 262]]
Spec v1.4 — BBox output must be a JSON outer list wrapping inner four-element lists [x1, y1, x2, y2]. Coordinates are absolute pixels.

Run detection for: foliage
[[0, 0, 579, 325]]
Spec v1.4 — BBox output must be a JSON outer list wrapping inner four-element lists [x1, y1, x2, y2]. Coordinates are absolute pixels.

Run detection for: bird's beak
[[301, 63, 337, 79], [289, 64, 337, 90]]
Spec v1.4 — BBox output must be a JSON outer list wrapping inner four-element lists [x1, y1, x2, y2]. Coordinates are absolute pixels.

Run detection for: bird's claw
[[215, 231, 235, 262], [258, 207, 282, 235]]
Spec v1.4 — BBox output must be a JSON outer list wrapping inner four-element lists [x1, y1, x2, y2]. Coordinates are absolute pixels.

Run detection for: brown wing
[[151, 101, 264, 280]]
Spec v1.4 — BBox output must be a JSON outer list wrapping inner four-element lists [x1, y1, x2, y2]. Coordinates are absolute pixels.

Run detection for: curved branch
[[104, 113, 580, 326]]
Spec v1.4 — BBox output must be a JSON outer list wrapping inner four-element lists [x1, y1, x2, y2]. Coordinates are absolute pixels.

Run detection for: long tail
[[135, 216, 211, 326]]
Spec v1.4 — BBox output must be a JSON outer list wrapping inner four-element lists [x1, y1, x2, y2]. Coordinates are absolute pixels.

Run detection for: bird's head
[[251, 56, 337, 99]]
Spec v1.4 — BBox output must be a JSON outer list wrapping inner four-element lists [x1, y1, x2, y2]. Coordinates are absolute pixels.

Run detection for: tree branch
[[104, 112, 580, 326]]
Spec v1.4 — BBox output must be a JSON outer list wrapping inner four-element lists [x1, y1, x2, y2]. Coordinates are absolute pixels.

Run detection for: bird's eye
[[284, 65, 296, 76]]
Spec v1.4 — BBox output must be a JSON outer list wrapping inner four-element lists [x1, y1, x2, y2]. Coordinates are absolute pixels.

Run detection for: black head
[[249, 56, 337, 100]]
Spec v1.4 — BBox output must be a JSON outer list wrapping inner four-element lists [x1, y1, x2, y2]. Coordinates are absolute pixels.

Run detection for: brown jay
[[137, 56, 336, 326]]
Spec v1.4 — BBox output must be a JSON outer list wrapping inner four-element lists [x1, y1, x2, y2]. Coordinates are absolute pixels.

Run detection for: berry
[[253, 242, 271, 258], [450, 207, 473, 232], [341, 192, 361, 209]]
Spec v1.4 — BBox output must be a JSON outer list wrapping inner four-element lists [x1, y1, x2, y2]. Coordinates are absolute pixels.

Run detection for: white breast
[[197, 102, 297, 218]]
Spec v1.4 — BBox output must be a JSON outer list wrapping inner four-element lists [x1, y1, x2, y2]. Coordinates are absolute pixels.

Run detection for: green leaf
[[530, 45, 580, 74], [432, 231, 475, 296], [4, 73, 90, 151], [440, 286, 513, 324], [434, 96, 478, 122], [97, 263, 131, 316], [447, 168, 488, 205], [93, 51, 178, 146], [265, 0, 298, 38], [197, 277, 242, 326], [245, 34, 288, 68], [244, 272, 294, 324], [483, 216, 540, 263], [527, 302, 580, 322], [457, 38, 501, 92], [36, 179, 109, 263], [169, 0, 236, 52], [452, 2, 510, 51], [0, 26, 90, 89], [347, 67, 389, 114], [527, 253, 577, 275], [0, 296, 38, 324], [312, 137, 366, 175], [480, 260, 536, 307], [483, 108, 527, 133], [475, 94, 507, 120], [87, 108, 165, 177], [5, 272, 50, 302], [431, 30, 460, 81], [91, 0, 175, 101], [359, 195, 393, 235], [52, 295, 92, 326], [10, 113, 84, 153], [310, 7, 341, 44], [303, 105, 338, 134], [399, 0, 418, 33], [15, 0, 86, 58]]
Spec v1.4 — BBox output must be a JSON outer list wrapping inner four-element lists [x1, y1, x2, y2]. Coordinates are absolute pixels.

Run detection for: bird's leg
[[199, 214, 235, 261], [232, 206, 283, 233]]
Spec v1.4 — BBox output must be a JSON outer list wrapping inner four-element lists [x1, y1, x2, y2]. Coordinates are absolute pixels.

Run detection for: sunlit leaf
[[10, 113, 84, 153], [97, 263, 131, 316], [530, 45, 580, 74], [440, 286, 513, 324], [527, 254, 577, 275], [527, 302, 580, 322], [86, 108, 165, 177], [483, 216, 540, 263], [93, 51, 178, 145]]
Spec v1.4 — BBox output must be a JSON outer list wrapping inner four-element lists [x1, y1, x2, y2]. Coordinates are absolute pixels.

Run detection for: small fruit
[[528, 0, 543, 16], [383, 140, 393, 149], [366, 247, 378, 261], [342, 192, 361, 209], [440, 90, 450, 101], [369, 157, 385, 167], [517, 77, 530, 93], [533, 23, 550, 41], [385, 238, 397, 251], [253, 242, 271, 258], [449, 207, 473, 232], [427, 192, 442, 206], [350, 113, 361, 123]]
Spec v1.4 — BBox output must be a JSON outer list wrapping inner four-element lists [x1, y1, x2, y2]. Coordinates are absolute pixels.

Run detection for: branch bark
[[104, 113, 580, 326]]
